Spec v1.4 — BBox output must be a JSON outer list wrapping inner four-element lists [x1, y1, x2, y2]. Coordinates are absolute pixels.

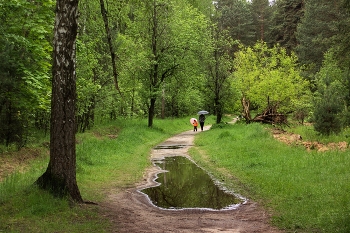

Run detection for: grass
[[288, 123, 350, 144], [0, 116, 205, 233], [2, 115, 350, 232], [189, 122, 350, 233]]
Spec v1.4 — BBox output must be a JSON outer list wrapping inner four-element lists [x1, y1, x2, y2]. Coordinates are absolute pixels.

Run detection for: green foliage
[[201, 12, 238, 123], [233, 41, 310, 113], [250, 0, 273, 42], [313, 99, 342, 135], [185, 0, 212, 17], [296, 0, 343, 72], [0, 0, 53, 147], [312, 51, 349, 135], [190, 123, 350, 232], [217, 0, 255, 46], [268, 0, 303, 53], [332, 5, 350, 68], [119, 0, 212, 123], [289, 122, 350, 145]]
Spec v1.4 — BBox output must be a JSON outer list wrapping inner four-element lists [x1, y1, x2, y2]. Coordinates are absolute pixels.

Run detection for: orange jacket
[[193, 120, 198, 126]]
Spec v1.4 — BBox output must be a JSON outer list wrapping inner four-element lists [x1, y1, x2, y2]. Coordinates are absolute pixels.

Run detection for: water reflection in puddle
[[140, 156, 245, 210], [154, 145, 187, 150]]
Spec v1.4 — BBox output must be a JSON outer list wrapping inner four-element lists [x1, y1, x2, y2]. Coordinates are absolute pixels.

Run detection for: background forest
[[1, 0, 350, 149]]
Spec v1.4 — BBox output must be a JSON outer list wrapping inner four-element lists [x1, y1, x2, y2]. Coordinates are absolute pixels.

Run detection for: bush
[[313, 99, 342, 135]]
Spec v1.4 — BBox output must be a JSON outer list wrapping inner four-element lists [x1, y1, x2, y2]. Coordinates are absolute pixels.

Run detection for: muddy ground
[[99, 126, 283, 233]]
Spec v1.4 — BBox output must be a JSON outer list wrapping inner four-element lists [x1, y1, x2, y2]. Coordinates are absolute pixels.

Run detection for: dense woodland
[[1, 0, 350, 147]]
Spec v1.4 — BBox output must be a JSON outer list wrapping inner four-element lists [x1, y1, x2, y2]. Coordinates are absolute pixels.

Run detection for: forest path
[[99, 122, 283, 233]]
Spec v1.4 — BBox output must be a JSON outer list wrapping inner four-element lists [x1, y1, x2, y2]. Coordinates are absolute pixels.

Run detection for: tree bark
[[35, 0, 83, 202], [148, 98, 156, 127], [241, 96, 252, 122], [148, 0, 158, 128], [99, 0, 122, 97]]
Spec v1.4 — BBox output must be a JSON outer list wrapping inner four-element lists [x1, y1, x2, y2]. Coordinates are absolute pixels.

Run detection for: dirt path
[[99, 125, 283, 233]]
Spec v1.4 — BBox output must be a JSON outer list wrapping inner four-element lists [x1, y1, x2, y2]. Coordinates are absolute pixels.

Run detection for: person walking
[[199, 114, 205, 131], [193, 119, 198, 131]]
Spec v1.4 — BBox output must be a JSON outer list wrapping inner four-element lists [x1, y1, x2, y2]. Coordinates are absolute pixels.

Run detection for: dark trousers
[[200, 122, 204, 131]]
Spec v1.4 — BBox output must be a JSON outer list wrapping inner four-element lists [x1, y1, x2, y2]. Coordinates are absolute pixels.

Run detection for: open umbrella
[[190, 118, 198, 126], [197, 110, 209, 115]]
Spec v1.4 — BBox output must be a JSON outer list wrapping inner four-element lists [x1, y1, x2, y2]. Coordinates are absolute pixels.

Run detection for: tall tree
[[205, 27, 235, 124], [313, 51, 348, 135], [268, 0, 304, 53], [128, 0, 210, 126], [36, 0, 83, 202], [332, 0, 350, 68], [203, 3, 236, 124], [144, 0, 177, 127], [217, 0, 255, 46], [250, 0, 272, 42], [99, 0, 122, 96], [233, 42, 310, 121], [296, 0, 342, 72]]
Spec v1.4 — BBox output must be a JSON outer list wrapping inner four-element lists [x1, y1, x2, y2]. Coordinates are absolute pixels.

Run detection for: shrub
[[313, 98, 342, 135]]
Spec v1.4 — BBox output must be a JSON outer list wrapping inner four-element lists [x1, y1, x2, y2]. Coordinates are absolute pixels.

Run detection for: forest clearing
[[2, 117, 350, 232], [2, 0, 350, 232]]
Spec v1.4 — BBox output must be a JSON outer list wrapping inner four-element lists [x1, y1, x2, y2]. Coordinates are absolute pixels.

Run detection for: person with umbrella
[[190, 118, 199, 131], [192, 119, 198, 131], [198, 110, 208, 131]]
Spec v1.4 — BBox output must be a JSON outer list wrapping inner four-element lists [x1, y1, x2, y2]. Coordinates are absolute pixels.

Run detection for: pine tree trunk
[[36, 0, 83, 203]]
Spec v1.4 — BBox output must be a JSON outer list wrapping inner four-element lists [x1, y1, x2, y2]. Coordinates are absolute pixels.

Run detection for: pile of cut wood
[[252, 104, 287, 125]]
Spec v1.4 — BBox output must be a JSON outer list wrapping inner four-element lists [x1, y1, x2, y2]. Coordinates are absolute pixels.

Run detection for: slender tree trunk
[[99, 0, 123, 97], [148, 98, 156, 127], [131, 88, 135, 117], [161, 88, 165, 119], [35, 0, 83, 202], [147, 0, 158, 128]]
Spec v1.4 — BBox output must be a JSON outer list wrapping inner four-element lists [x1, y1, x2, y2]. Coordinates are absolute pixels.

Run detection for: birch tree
[[36, 0, 83, 202]]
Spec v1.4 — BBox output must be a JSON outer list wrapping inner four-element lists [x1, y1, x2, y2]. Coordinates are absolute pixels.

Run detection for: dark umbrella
[[197, 110, 209, 115]]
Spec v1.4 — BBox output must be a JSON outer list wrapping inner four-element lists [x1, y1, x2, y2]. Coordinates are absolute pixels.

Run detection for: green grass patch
[[190, 123, 350, 233], [288, 123, 350, 145], [7, 114, 348, 233], [0, 117, 196, 233]]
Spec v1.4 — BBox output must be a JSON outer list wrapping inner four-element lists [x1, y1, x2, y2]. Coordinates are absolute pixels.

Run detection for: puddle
[[140, 156, 245, 210], [153, 145, 188, 150]]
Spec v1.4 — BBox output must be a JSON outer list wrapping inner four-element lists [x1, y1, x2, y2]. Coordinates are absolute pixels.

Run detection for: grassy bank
[[3, 116, 349, 232], [190, 122, 350, 233], [0, 117, 206, 233]]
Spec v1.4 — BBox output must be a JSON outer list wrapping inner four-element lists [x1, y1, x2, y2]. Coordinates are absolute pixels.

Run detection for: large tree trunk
[[241, 96, 252, 122], [35, 0, 83, 203]]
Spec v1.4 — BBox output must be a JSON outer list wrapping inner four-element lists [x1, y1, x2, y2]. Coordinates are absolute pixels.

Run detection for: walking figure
[[193, 119, 198, 131], [199, 114, 205, 131]]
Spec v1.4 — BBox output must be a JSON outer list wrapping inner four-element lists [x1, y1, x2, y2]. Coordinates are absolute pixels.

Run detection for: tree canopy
[[3, 0, 350, 199], [233, 42, 309, 114]]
